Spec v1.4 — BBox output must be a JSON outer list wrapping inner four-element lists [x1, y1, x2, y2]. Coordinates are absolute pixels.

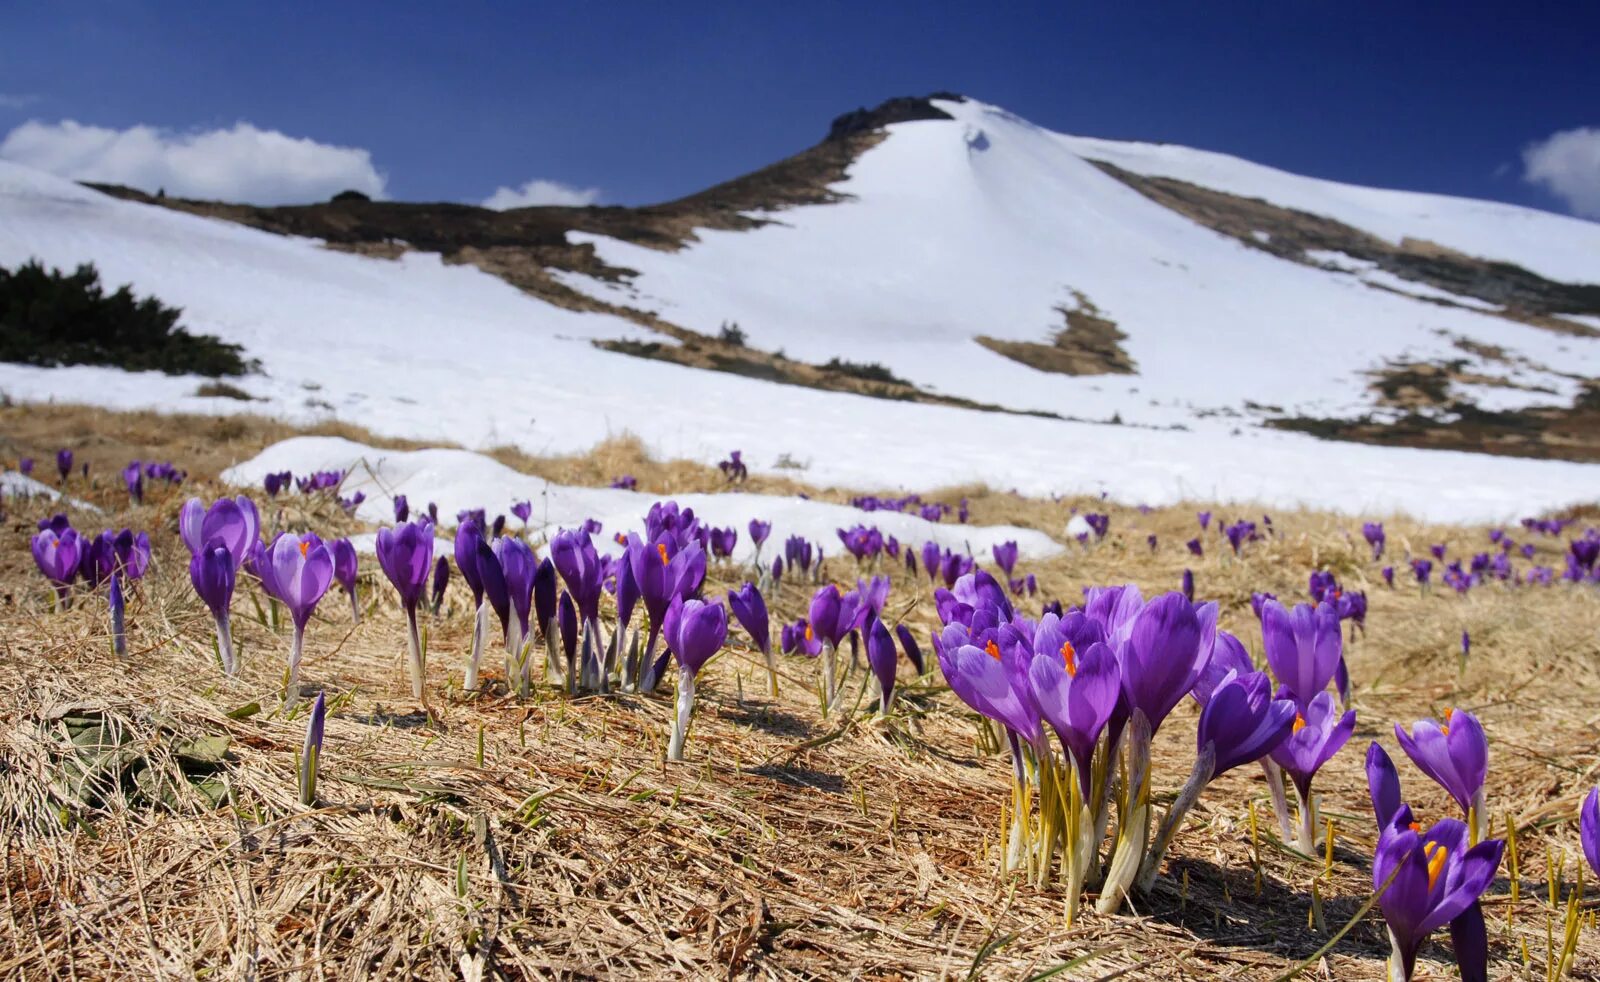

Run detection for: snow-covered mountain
[[2, 94, 1598, 521]]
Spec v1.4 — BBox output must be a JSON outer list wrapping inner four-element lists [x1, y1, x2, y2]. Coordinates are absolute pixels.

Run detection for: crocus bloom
[[1261, 600, 1342, 709], [19, 456, 32, 475], [393, 494, 410, 523], [1028, 620, 1120, 796], [1363, 522, 1386, 559], [376, 521, 435, 701], [728, 582, 775, 694], [1396, 709, 1488, 838], [1119, 592, 1211, 735], [259, 532, 334, 702], [113, 529, 151, 580], [992, 541, 1019, 576], [1190, 630, 1252, 705], [1374, 815, 1503, 982], [1139, 670, 1296, 892], [190, 540, 238, 674], [56, 448, 72, 483], [299, 690, 326, 806], [1382, 565, 1395, 587], [31, 527, 82, 608], [512, 500, 532, 525], [1582, 787, 1600, 880], [1411, 559, 1433, 584], [1269, 691, 1356, 852], [895, 623, 924, 676], [1186, 537, 1203, 557], [662, 596, 728, 760], [330, 538, 359, 623], [179, 496, 260, 570], [748, 519, 771, 550], [1181, 568, 1194, 602], [430, 556, 449, 615], [109, 571, 126, 657], [78, 532, 115, 589], [494, 537, 538, 687], [550, 528, 604, 626], [864, 616, 899, 716], [122, 461, 144, 503]]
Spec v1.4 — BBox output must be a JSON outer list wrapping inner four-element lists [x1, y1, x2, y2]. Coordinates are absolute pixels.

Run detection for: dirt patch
[[1271, 380, 1600, 462], [1087, 160, 1600, 337], [976, 290, 1137, 376]]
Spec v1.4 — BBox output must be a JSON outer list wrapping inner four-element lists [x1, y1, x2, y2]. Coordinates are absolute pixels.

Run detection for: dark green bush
[[0, 259, 255, 376]]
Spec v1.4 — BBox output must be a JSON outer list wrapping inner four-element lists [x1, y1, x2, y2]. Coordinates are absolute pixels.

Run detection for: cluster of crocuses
[[774, 574, 919, 719], [31, 514, 152, 654], [121, 459, 185, 503], [929, 570, 1359, 922], [295, 470, 345, 494], [49, 448, 88, 484], [847, 492, 969, 524], [1365, 708, 1502, 981], [1363, 521, 1586, 593], [837, 524, 892, 563], [717, 450, 748, 483]]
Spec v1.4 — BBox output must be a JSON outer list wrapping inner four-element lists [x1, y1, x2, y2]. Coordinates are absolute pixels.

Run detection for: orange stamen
[[1292, 713, 1306, 734], [1060, 640, 1077, 677], [1425, 842, 1447, 890], [984, 640, 1002, 661], [1409, 821, 1422, 833], [298, 540, 309, 557], [657, 543, 669, 565], [804, 624, 813, 642]]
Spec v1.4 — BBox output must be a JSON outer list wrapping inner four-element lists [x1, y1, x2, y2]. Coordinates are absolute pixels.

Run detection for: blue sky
[[2, 2, 1596, 216]]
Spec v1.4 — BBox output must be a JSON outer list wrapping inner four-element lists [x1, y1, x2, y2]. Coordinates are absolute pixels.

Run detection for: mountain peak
[[824, 93, 963, 143]]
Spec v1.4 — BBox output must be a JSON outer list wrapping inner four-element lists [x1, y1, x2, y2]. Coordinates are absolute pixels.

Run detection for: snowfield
[[222, 437, 1064, 562], [2, 96, 1599, 525]]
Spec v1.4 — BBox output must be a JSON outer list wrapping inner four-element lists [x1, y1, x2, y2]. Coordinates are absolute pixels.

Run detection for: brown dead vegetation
[[976, 290, 1137, 377], [3, 406, 1600, 978]]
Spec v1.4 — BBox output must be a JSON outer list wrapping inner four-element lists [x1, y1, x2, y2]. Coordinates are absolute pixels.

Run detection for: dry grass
[[4, 405, 1600, 979]]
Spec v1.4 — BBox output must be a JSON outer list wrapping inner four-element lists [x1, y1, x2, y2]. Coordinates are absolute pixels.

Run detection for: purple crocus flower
[[19, 456, 33, 475], [1412, 559, 1433, 585], [1181, 568, 1194, 602], [1119, 592, 1211, 735], [1200, 671, 1297, 776], [1373, 815, 1503, 982], [259, 532, 334, 701], [430, 556, 450, 616], [31, 526, 83, 608], [748, 519, 771, 550], [511, 500, 532, 525], [770, 555, 784, 587], [1363, 522, 1386, 560], [1269, 691, 1356, 850], [263, 471, 289, 497], [392, 494, 409, 523], [1225, 521, 1256, 555], [557, 590, 578, 683], [921, 540, 941, 582], [109, 570, 126, 657], [549, 528, 604, 625], [56, 448, 73, 483], [376, 521, 435, 701], [1197, 510, 1212, 531], [1429, 543, 1447, 561], [859, 616, 898, 715], [1260, 600, 1342, 709], [1395, 709, 1488, 829], [1582, 787, 1600, 881], [1382, 565, 1395, 587], [662, 595, 728, 760], [1146, 533, 1158, 553], [179, 496, 260, 570], [1186, 537, 1203, 558], [992, 541, 1019, 576], [1028, 617, 1120, 795], [122, 461, 144, 503], [79, 532, 116, 589], [1190, 630, 1253, 706], [727, 581, 772, 690], [189, 540, 238, 674], [454, 520, 485, 607], [330, 538, 359, 623], [299, 690, 327, 806], [494, 537, 536, 644], [475, 541, 511, 641], [895, 623, 924, 676], [111, 529, 150, 580]]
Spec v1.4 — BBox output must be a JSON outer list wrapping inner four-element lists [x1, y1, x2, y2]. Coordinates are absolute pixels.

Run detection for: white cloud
[[481, 178, 601, 210], [0, 94, 40, 110], [1522, 126, 1600, 218], [0, 119, 386, 205]]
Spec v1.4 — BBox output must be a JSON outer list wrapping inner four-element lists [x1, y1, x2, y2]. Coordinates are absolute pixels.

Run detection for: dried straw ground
[[3, 404, 1600, 980]]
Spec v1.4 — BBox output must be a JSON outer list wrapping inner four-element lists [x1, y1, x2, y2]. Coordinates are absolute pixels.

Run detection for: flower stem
[[347, 586, 360, 625], [1293, 780, 1319, 856], [404, 608, 425, 700], [1138, 742, 1215, 893], [465, 601, 486, 692], [285, 625, 304, 707], [821, 643, 837, 716], [1097, 710, 1152, 914], [216, 614, 237, 675], [1263, 758, 1295, 842], [667, 668, 696, 761]]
